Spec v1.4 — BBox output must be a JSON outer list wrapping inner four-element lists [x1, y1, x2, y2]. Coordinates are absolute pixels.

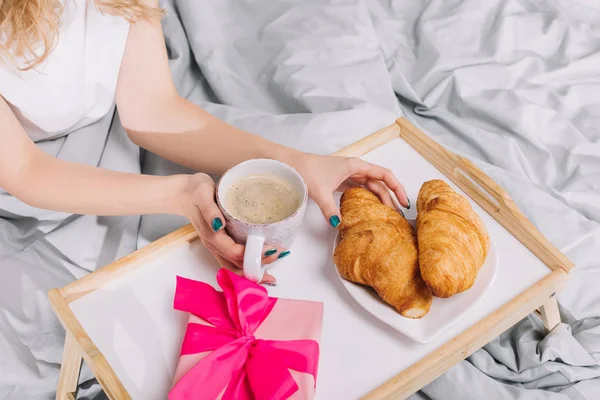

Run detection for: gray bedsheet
[[1, 0, 599, 399]]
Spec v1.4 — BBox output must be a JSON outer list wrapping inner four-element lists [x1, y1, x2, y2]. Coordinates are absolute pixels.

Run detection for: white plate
[[332, 220, 499, 344]]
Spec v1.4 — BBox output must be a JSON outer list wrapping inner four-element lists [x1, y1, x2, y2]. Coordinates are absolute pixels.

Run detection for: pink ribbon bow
[[169, 269, 320, 400]]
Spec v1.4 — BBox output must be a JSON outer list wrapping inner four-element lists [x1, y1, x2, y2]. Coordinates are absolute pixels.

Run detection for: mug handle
[[243, 233, 266, 282]]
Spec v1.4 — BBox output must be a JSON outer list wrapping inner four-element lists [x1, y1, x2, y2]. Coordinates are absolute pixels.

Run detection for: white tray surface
[[70, 138, 550, 399]]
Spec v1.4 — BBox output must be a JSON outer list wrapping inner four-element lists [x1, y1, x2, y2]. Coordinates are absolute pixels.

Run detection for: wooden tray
[[48, 117, 573, 400]]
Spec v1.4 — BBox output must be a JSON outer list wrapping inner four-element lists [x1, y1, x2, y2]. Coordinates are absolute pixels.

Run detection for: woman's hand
[[175, 155, 407, 285], [177, 173, 282, 285], [288, 153, 410, 226]]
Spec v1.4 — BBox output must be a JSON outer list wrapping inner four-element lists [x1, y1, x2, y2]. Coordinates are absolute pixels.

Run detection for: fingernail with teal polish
[[329, 215, 340, 228], [211, 217, 223, 232], [278, 250, 291, 259], [400, 209, 405, 217], [407, 198, 411, 210], [264, 249, 277, 257]]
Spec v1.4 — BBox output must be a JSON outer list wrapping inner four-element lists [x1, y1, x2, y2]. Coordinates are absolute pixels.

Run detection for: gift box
[[169, 269, 323, 400]]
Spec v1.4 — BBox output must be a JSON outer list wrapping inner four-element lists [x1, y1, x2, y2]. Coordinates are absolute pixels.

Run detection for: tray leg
[[56, 332, 83, 400], [538, 295, 561, 332]]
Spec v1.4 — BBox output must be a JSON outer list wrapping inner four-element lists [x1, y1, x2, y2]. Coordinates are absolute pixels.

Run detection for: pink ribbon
[[169, 269, 320, 400]]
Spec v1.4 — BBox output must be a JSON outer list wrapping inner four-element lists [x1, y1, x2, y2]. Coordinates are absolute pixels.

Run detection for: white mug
[[216, 159, 308, 282]]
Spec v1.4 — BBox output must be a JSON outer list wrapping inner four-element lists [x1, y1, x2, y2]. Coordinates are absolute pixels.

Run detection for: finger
[[211, 232, 245, 263], [187, 205, 246, 267], [262, 245, 288, 264], [211, 245, 243, 269], [213, 253, 238, 271], [336, 178, 364, 193], [313, 189, 341, 228], [191, 180, 227, 232], [261, 272, 277, 286], [349, 159, 409, 208], [216, 252, 277, 286], [365, 180, 399, 212], [188, 204, 215, 239], [223, 245, 284, 285], [216, 243, 286, 269]]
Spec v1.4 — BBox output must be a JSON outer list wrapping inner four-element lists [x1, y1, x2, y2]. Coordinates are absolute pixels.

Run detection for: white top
[[0, 0, 130, 142]]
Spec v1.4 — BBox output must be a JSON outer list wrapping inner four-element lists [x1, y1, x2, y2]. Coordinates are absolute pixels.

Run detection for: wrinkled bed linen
[[1, 0, 599, 399]]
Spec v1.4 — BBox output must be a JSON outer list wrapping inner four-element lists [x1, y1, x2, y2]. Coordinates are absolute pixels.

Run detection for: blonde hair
[[0, 0, 163, 71]]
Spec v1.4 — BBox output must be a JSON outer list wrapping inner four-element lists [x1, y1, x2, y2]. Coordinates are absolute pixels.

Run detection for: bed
[[1, 0, 599, 399]]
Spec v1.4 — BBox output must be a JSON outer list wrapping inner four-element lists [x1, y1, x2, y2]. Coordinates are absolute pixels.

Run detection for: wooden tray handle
[[333, 123, 401, 158], [453, 155, 526, 218], [456, 157, 511, 207], [395, 117, 574, 273]]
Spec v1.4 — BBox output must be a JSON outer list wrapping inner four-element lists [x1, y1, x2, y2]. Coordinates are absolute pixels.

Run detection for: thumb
[[314, 189, 341, 228], [192, 182, 226, 233]]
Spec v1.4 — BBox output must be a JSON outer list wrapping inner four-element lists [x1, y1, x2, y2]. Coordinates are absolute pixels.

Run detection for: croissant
[[417, 180, 490, 298], [333, 188, 432, 319]]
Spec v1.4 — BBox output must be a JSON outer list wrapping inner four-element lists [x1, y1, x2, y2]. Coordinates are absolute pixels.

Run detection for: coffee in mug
[[224, 175, 301, 224], [216, 159, 308, 283]]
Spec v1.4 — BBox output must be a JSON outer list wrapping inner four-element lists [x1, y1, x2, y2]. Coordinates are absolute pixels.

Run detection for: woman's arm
[[115, 12, 296, 176], [114, 13, 408, 217], [0, 95, 187, 216]]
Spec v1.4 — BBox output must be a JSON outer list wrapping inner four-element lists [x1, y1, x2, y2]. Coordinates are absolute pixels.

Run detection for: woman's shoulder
[[0, 0, 131, 140], [1, 0, 131, 78]]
